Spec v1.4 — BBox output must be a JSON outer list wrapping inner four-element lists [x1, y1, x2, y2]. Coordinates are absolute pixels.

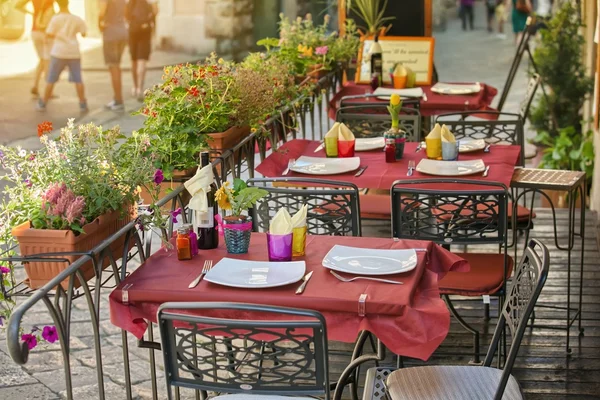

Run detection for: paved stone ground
[[0, 4, 534, 399]]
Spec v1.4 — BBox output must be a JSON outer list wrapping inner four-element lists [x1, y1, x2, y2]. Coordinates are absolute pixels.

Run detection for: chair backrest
[[158, 302, 330, 400], [391, 179, 509, 246], [484, 239, 550, 400], [435, 112, 525, 166], [519, 73, 541, 122], [336, 105, 422, 142], [247, 177, 362, 237]]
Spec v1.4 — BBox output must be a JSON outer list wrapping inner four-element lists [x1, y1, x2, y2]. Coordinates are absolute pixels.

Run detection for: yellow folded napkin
[[441, 124, 456, 143], [426, 123, 442, 140], [184, 164, 214, 213], [291, 204, 308, 228], [338, 123, 355, 141], [325, 122, 340, 139], [270, 208, 293, 235]]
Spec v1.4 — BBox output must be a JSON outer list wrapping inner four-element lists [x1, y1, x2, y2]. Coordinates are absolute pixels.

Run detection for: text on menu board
[[356, 36, 435, 85]]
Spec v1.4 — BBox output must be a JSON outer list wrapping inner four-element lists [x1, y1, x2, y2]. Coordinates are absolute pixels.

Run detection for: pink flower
[[65, 196, 85, 224], [53, 189, 75, 216], [0, 266, 10, 274], [315, 46, 328, 55], [42, 326, 58, 343], [170, 208, 182, 224], [42, 183, 66, 205], [21, 333, 37, 350]]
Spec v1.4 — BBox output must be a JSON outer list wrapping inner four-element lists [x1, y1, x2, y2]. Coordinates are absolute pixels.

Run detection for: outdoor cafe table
[[109, 233, 469, 361], [328, 82, 498, 119], [255, 139, 522, 190]]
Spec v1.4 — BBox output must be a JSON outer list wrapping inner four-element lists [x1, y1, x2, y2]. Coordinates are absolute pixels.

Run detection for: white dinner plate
[[431, 82, 481, 95], [290, 156, 360, 175], [204, 258, 306, 289], [322, 245, 418, 276], [420, 139, 486, 153], [416, 159, 486, 176], [355, 137, 385, 152]]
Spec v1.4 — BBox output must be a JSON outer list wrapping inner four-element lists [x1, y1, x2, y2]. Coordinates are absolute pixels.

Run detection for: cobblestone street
[[0, 3, 532, 399]]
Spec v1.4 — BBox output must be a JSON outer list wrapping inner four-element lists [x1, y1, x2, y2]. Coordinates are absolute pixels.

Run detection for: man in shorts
[[99, 0, 128, 111], [16, 0, 55, 97], [37, 0, 88, 112]]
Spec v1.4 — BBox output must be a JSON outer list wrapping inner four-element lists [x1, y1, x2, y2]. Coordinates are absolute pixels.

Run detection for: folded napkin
[[184, 164, 214, 213], [338, 123, 355, 141], [426, 123, 442, 140], [291, 204, 308, 228], [441, 124, 456, 143], [270, 208, 293, 235], [325, 122, 340, 139]]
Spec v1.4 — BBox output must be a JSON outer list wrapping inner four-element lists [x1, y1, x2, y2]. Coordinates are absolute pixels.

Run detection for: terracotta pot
[[206, 126, 250, 154], [307, 64, 328, 82], [138, 169, 195, 210], [12, 207, 136, 289], [540, 190, 588, 209]]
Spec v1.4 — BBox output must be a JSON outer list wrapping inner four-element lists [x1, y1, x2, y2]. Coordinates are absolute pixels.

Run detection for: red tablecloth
[[255, 140, 521, 190], [110, 234, 469, 360], [328, 82, 498, 119]]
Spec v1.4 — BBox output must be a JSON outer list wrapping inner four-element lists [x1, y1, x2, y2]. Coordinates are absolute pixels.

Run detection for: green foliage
[[535, 126, 594, 184], [346, 0, 395, 36], [529, 2, 593, 137], [216, 178, 268, 217]]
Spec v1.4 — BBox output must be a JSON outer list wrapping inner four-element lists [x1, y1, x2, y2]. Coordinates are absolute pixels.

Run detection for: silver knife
[[314, 142, 325, 153], [295, 271, 314, 294], [355, 166, 368, 177]]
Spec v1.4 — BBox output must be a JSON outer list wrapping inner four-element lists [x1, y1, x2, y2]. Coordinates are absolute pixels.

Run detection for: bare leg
[[108, 65, 123, 104], [136, 59, 147, 98], [42, 83, 55, 103], [75, 82, 86, 103], [131, 60, 139, 96], [515, 31, 523, 45]]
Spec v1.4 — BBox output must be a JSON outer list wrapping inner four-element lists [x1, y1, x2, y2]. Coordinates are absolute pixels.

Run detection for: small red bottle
[[385, 137, 396, 163]]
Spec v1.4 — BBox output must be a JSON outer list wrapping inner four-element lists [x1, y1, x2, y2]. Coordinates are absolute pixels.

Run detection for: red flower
[[151, 112, 157, 118], [211, 71, 218, 77], [171, 78, 178, 85], [37, 121, 52, 137], [187, 86, 199, 97], [205, 104, 210, 109], [142, 108, 150, 115]]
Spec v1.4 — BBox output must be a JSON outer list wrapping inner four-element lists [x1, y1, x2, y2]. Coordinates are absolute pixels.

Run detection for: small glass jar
[[183, 223, 198, 257], [176, 227, 192, 261], [385, 137, 396, 163]]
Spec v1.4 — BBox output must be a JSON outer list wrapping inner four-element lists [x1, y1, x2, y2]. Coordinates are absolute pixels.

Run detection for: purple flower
[[24, 179, 32, 188], [0, 266, 10, 274], [42, 326, 58, 343], [154, 169, 164, 185], [315, 46, 329, 55], [21, 333, 37, 350], [0, 316, 4, 327], [0, 150, 4, 159], [170, 208, 182, 224]]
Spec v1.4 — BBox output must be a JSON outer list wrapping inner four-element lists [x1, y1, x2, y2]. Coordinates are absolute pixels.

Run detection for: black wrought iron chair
[[247, 177, 362, 237], [157, 302, 330, 400], [391, 179, 512, 364], [336, 105, 422, 142], [362, 239, 549, 400]]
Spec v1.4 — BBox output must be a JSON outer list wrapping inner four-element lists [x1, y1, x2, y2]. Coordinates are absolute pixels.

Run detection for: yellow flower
[[390, 94, 401, 106], [298, 44, 313, 57], [218, 58, 224, 64], [215, 182, 232, 211]]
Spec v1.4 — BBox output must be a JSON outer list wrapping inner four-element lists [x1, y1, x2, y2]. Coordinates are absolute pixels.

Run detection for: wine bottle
[[196, 152, 219, 249], [369, 35, 383, 86]]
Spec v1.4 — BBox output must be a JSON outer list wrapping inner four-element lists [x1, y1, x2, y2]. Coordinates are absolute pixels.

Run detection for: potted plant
[[346, 0, 395, 37], [534, 126, 594, 208], [215, 179, 268, 254], [0, 121, 163, 289], [385, 94, 406, 159]]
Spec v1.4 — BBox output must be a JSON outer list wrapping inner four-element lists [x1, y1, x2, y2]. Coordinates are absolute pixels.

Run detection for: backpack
[[126, 0, 154, 34]]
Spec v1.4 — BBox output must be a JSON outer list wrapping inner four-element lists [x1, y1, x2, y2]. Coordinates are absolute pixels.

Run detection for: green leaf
[[233, 178, 247, 193]]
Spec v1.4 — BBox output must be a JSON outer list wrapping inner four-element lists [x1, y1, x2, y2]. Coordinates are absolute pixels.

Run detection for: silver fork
[[283, 159, 295, 175], [482, 165, 490, 177], [483, 144, 491, 153], [188, 260, 213, 288], [407, 160, 415, 176], [330, 270, 403, 285]]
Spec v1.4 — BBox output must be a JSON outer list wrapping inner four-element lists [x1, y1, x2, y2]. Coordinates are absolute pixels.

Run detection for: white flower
[[18, 149, 26, 157]]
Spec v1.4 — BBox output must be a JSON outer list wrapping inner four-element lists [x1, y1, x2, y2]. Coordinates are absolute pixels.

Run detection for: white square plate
[[416, 159, 486, 176], [431, 82, 481, 95], [355, 137, 385, 152], [322, 245, 418, 276], [204, 258, 306, 289], [290, 156, 360, 175]]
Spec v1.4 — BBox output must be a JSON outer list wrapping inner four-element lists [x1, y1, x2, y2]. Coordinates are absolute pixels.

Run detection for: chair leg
[[444, 295, 481, 364], [484, 303, 490, 322]]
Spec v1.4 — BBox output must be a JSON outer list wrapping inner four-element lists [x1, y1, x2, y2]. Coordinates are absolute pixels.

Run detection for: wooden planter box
[[12, 207, 135, 289], [138, 169, 195, 210]]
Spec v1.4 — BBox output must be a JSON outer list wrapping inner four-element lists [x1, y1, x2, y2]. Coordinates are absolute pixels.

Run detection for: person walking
[[37, 0, 88, 113], [99, 0, 128, 111], [512, 0, 532, 44], [496, 0, 509, 39], [459, 0, 475, 31], [15, 0, 55, 98], [486, 0, 497, 32], [126, 0, 158, 101]]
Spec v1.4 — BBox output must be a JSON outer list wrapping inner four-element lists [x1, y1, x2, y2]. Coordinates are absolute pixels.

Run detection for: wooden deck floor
[[331, 208, 600, 400]]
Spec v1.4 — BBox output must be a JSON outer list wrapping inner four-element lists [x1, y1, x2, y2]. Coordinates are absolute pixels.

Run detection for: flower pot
[[138, 169, 195, 210], [207, 126, 251, 154], [540, 190, 587, 209], [222, 215, 252, 254], [307, 64, 328, 82], [12, 207, 136, 289]]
